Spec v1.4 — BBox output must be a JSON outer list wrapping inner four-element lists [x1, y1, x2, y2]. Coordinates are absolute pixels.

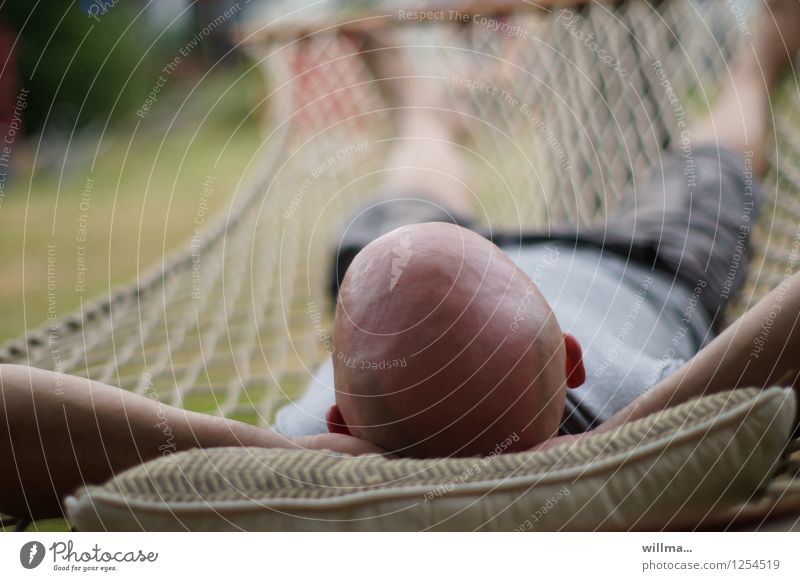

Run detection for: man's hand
[[296, 432, 395, 457]]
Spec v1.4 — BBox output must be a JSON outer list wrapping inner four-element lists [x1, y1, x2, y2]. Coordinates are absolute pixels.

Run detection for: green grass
[[0, 64, 265, 532], [1, 518, 70, 532], [0, 66, 264, 344]]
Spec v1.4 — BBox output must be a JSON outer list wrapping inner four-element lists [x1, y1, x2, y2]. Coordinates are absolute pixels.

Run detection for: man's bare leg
[[358, 32, 475, 219], [692, 0, 800, 172], [601, 1, 800, 431]]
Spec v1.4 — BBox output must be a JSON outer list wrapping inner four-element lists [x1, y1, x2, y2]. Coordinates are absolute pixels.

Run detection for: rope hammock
[[1, 0, 798, 434]]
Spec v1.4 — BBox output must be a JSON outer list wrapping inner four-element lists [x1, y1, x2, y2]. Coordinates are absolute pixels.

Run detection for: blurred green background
[[0, 0, 264, 345], [0, 0, 269, 532]]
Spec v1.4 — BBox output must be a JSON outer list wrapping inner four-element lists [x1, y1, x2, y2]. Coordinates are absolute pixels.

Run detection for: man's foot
[[693, 0, 800, 173], [340, 30, 476, 219], [344, 29, 469, 140], [745, 0, 800, 87]]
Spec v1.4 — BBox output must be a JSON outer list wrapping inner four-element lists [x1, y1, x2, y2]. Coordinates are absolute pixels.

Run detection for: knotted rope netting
[[1, 0, 797, 435]]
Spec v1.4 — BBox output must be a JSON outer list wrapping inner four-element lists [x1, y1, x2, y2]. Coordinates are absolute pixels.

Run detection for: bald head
[[332, 222, 573, 458]]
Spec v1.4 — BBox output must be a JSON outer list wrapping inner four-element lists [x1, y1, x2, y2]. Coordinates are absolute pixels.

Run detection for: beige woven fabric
[[65, 387, 796, 531]]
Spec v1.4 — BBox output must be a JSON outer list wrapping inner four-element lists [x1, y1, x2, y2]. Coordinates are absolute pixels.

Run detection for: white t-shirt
[[273, 241, 713, 437]]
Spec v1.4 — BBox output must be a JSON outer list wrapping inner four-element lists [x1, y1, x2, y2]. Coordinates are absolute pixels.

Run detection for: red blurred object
[[0, 16, 18, 138], [289, 35, 373, 132]]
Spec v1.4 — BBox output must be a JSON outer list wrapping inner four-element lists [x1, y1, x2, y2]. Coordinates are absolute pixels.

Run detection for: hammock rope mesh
[[0, 0, 797, 436]]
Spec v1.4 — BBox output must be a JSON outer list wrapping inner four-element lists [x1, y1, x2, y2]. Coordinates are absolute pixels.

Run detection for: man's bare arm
[[598, 271, 800, 433], [0, 364, 384, 520]]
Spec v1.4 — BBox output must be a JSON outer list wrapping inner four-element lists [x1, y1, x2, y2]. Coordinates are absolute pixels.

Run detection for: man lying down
[[2, 0, 800, 519], [277, 0, 800, 456]]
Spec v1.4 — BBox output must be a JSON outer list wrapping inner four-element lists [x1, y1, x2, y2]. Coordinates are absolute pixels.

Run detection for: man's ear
[[326, 404, 352, 436], [564, 332, 585, 388]]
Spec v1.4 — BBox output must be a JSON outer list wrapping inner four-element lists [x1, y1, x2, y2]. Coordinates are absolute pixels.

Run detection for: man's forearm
[[598, 271, 800, 432], [0, 364, 298, 519]]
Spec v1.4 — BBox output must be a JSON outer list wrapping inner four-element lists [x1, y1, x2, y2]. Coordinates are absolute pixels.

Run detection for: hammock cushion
[[65, 386, 795, 531]]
